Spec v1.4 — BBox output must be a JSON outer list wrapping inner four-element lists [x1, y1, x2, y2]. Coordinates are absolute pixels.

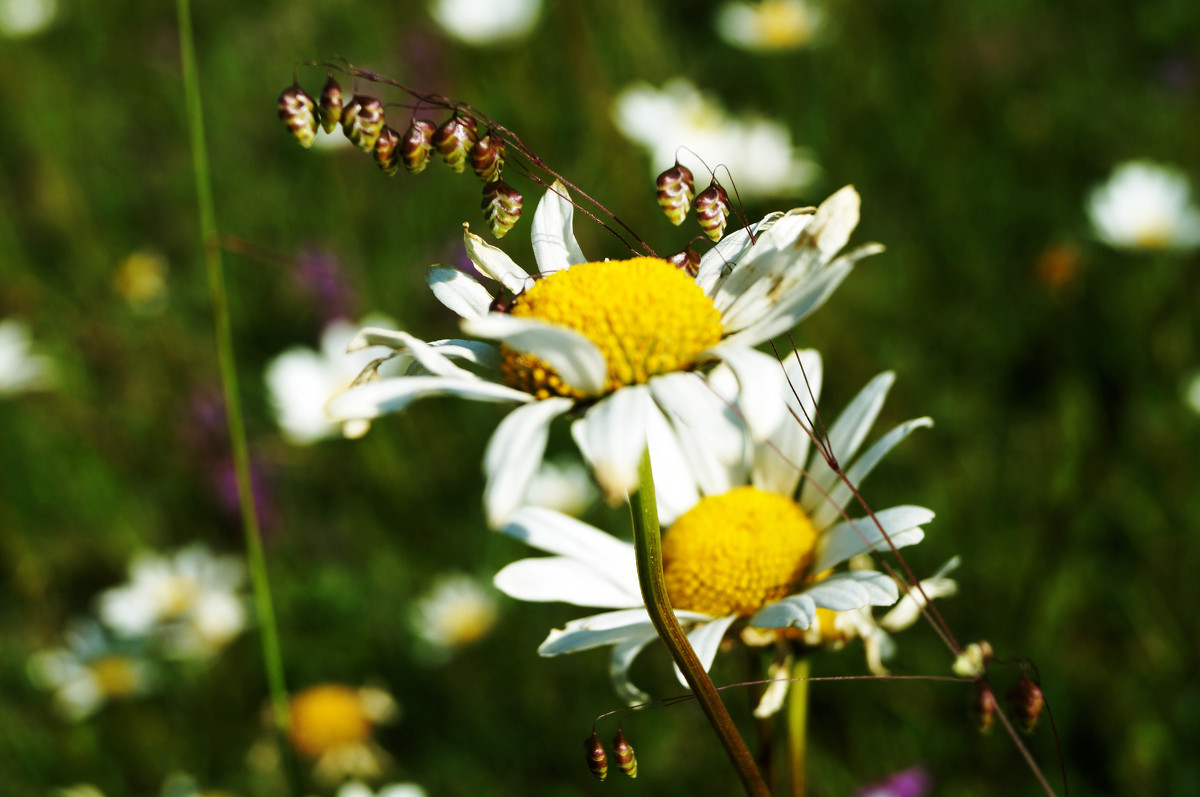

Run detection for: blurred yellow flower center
[[89, 655, 141, 697], [501, 257, 723, 399], [663, 487, 818, 618], [288, 684, 372, 758]]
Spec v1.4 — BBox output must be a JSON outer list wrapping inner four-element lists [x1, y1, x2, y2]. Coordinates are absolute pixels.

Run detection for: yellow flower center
[[663, 487, 818, 618], [288, 684, 372, 758], [501, 257, 723, 399]]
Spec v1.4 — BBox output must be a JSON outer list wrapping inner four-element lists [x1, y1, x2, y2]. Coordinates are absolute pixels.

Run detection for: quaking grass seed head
[[667, 242, 701, 277], [695, 180, 732, 241], [318, 73, 343, 133], [656, 163, 696, 226], [434, 114, 478, 173], [1006, 675, 1045, 734], [342, 95, 386, 153], [971, 681, 998, 735], [481, 180, 523, 238], [471, 133, 506, 183], [401, 119, 436, 173], [611, 730, 638, 778], [583, 732, 608, 781], [374, 126, 402, 176], [278, 84, 318, 149]]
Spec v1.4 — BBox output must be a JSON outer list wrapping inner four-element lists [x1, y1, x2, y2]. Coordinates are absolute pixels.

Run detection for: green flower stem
[[787, 656, 810, 797], [630, 449, 771, 797], [175, 2, 300, 793]]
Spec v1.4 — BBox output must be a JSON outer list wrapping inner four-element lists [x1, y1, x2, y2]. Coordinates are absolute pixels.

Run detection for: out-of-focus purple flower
[[212, 456, 280, 536], [854, 766, 933, 797], [294, 249, 358, 323]]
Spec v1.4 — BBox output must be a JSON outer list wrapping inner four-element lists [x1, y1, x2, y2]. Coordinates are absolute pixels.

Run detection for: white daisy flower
[[612, 78, 818, 199], [96, 543, 247, 660], [336, 781, 427, 797], [430, 0, 541, 46], [493, 350, 937, 703], [329, 182, 881, 528], [410, 573, 499, 660], [715, 0, 823, 52], [265, 315, 402, 445], [0, 0, 56, 38], [1087, 160, 1200, 251], [27, 621, 155, 721], [0, 317, 56, 396], [524, 458, 597, 517]]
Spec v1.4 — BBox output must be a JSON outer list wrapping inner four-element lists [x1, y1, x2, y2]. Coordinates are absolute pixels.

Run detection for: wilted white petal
[[530, 181, 587, 275], [426, 265, 494, 319], [462, 226, 534, 293]]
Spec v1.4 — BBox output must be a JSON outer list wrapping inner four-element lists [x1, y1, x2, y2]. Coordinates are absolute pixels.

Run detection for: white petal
[[752, 656, 793, 719], [530, 181, 587, 275], [800, 371, 895, 512], [573, 386, 652, 503], [362, 329, 477, 379], [708, 345, 786, 441], [327, 375, 532, 420], [810, 416, 932, 530], [463, 225, 533, 293], [421, 339, 501, 371], [483, 397, 573, 528], [646, 397, 701, 527], [752, 348, 822, 496], [712, 208, 819, 317], [538, 609, 658, 655], [673, 614, 737, 687], [815, 505, 934, 572], [494, 557, 641, 608], [426, 265, 493, 319], [498, 506, 639, 590], [611, 636, 657, 703], [802, 571, 899, 611], [695, 211, 783, 297], [751, 593, 817, 629], [650, 373, 745, 497], [462, 313, 607, 396]]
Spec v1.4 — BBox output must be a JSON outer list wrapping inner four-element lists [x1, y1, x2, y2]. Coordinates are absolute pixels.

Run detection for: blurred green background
[[2, 0, 1199, 795]]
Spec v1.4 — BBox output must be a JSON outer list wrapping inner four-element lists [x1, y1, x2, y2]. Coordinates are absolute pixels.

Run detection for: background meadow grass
[[2, 0, 1199, 794]]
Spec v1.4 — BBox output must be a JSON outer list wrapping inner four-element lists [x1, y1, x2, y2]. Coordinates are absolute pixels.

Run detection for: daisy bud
[[1006, 675, 1045, 735], [971, 681, 997, 735], [277, 85, 318, 149], [583, 732, 608, 781], [611, 730, 638, 778], [695, 181, 731, 242], [952, 641, 994, 678], [656, 164, 695, 226], [401, 119, 436, 174], [374, 126, 402, 176], [433, 114, 478, 173], [342, 95, 386, 153], [482, 180, 523, 239], [666, 243, 701, 277], [318, 73, 343, 133], [471, 133, 507, 183]]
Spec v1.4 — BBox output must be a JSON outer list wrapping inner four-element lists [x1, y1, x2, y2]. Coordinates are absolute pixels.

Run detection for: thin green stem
[[175, 2, 300, 793], [787, 656, 810, 797], [629, 449, 771, 797]]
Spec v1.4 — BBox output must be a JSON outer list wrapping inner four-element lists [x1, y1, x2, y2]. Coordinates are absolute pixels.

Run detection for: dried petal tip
[[584, 732, 608, 781], [1006, 676, 1045, 735], [952, 641, 994, 678], [482, 180, 523, 239], [342, 95, 386, 153], [318, 74, 343, 133], [612, 731, 638, 778], [471, 133, 507, 183], [433, 114, 478, 173], [656, 164, 696, 226], [695, 181, 731, 241], [374, 127, 402, 176], [971, 681, 998, 735], [401, 119, 436, 174], [278, 85, 318, 148], [667, 244, 701, 277]]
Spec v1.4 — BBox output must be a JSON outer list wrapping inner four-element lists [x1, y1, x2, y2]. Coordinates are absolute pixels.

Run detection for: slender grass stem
[[629, 449, 771, 797], [175, 2, 300, 792], [786, 656, 810, 797]]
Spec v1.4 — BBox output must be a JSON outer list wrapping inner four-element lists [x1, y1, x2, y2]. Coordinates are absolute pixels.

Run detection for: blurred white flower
[[716, 0, 823, 52], [430, 0, 541, 45], [1184, 372, 1200, 414], [524, 458, 597, 517], [28, 621, 154, 721], [97, 543, 247, 660], [411, 574, 499, 660], [0, 317, 56, 395], [336, 781, 427, 797], [1087, 160, 1200, 251], [0, 0, 56, 38], [310, 127, 353, 152], [265, 315, 401, 445], [613, 78, 818, 199]]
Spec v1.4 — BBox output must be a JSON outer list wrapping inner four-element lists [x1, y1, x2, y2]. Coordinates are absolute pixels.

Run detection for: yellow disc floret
[[501, 257, 724, 399], [663, 487, 818, 618]]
